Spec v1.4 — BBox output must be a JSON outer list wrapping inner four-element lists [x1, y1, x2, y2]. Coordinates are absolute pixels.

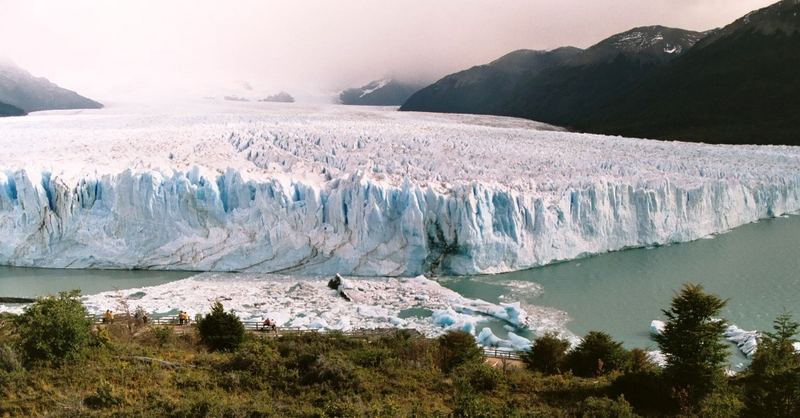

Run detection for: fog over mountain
[[0, 0, 776, 102]]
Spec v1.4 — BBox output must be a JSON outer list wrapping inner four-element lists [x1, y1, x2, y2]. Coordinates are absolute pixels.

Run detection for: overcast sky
[[0, 0, 777, 102]]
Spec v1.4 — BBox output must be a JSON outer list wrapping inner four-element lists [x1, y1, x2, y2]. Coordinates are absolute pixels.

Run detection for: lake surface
[[0, 267, 193, 299], [444, 214, 800, 350]]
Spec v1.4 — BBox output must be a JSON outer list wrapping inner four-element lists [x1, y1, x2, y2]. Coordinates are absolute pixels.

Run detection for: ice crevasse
[[1, 166, 798, 276]]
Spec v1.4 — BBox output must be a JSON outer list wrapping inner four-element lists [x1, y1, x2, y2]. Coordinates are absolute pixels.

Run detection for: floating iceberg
[[649, 320, 666, 335], [1, 103, 799, 275], [724, 325, 760, 358]]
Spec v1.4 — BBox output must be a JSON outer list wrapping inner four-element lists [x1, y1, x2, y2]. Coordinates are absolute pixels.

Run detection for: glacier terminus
[[1, 102, 799, 276]]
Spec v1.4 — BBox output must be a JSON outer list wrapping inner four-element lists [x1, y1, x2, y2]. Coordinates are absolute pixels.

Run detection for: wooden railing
[[483, 347, 523, 360]]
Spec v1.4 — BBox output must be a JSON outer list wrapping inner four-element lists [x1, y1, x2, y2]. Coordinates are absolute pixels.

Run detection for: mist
[[0, 0, 778, 102]]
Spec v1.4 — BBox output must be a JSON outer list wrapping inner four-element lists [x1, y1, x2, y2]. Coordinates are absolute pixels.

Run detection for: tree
[[566, 331, 630, 377], [522, 332, 570, 375], [197, 301, 245, 352], [654, 283, 728, 407], [14, 290, 92, 366], [437, 330, 484, 373], [742, 311, 800, 418]]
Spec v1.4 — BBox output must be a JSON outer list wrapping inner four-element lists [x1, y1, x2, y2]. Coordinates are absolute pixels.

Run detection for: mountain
[[400, 47, 581, 114], [0, 61, 103, 112], [575, 0, 800, 145], [260, 91, 295, 103], [339, 79, 423, 106], [503, 26, 705, 127], [0, 101, 25, 117]]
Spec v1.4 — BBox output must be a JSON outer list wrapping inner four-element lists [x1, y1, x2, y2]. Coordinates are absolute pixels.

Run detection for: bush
[[437, 330, 484, 373], [196, 301, 245, 352], [152, 326, 174, 348], [522, 332, 570, 375], [0, 344, 22, 372], [612, 369, 672, 413], [14, 290, 92, 366], [453, 362, 502, 392], [697, 389, 744, 418], [567, 331, 630, 377], [305, 353, 360, 390], [577, 396, 637, 418], [83, 381, 125, 409]]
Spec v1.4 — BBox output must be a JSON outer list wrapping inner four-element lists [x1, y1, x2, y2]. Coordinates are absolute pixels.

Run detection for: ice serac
[[1, 104, 800, 275], [1, 165, 799, 276]]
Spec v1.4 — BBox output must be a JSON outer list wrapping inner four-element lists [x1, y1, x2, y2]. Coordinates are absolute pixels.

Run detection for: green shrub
[[577, 396, 637, 418], [14, 290, 92, 366], [304, 352, 360, 390], [522, 332, 570, 375], [83, 381, 125, 409], [611, 369, 672, 413], [152, 326, 174, 347], [697, 389, 744, 418], [451, 390, 503, 418], [453, 362, 502, 392], [437, 330, 484, 373], [350, 346, 393, 369], [0, 344, 22, 372], [567, 331, 629, 377], [196, 301, 245, 352], [225, 339, 295, 390], [91, 326, 112, 349], [379, 330, 434, 367]]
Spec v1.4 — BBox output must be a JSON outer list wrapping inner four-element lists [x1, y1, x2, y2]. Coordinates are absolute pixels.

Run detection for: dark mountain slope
[[577, 0, 800, 145], [504, 26, 705, 126], [0, 101, 26, 117], [340, 79, 423, 106], [400, 47, 581, 114], [0, 61, 103, 112]]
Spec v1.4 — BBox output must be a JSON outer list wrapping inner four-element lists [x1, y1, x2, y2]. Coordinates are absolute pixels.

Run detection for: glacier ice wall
[[1, 166, 798, 275]]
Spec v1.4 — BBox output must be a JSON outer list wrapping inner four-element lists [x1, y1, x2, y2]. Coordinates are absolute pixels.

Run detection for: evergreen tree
[[742, 311, 800, 418], [437, 330, 484, 373], [197, 301, 245, 352], [566, 331, 630, 377], [654, 283, 728, 407], [522, 332, 570, 375]]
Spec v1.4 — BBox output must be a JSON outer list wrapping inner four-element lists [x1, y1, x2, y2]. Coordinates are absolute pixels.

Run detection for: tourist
[[178, 311, 189, 325], [102, 310, 114, 324]]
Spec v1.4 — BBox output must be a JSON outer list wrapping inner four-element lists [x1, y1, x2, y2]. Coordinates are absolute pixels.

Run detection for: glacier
[[1, 102, 799, 275]]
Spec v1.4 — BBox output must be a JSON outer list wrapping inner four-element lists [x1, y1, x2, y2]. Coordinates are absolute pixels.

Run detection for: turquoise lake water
[[0, 267, 192, 298], [444, 214, 800, 350]]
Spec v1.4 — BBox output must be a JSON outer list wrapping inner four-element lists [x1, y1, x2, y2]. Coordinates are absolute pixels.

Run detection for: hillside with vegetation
[[1, 285, 798, 417]]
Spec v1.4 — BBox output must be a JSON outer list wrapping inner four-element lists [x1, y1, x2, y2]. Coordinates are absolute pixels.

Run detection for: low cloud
[[0, 0, 777, 101]]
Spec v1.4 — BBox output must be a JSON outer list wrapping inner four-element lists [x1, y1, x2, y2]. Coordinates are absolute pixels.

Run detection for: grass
[[0, 317, 624, 417]]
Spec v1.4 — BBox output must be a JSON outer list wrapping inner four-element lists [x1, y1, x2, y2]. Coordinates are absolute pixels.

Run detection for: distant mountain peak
[[339, 79, 423, 106], [0, 61, 102, 112], [570, 26, 705, 66]]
